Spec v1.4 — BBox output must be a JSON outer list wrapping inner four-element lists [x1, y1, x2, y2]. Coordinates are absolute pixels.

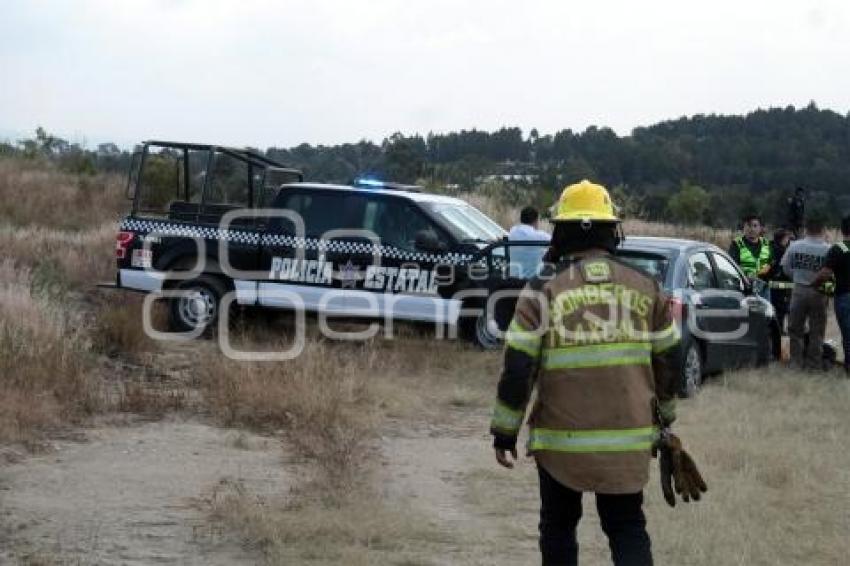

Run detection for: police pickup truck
[[115, 140, 525, 347]]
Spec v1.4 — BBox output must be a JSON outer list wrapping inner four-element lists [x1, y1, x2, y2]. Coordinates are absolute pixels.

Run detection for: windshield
[[615, 251, 670, 286], [426, 202, 507, 242]]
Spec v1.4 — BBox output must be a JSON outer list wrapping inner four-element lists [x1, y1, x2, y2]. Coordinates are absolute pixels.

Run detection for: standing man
[[728, 214, 772, 300], [781, 217, 831, 370], [508, 206, 551, 278], [490, 181, 705, 566], [812, 214, 850, 373], [767, 229, 794, 361], [787, 187, 806, 239], [509, 206, 551, 241]]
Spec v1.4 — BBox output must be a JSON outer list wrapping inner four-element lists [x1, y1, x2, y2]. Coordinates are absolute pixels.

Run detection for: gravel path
[[0, 419, 289, 565]]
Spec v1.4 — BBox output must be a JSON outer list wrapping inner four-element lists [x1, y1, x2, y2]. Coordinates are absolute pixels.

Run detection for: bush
[[666, 184, 711, 225]]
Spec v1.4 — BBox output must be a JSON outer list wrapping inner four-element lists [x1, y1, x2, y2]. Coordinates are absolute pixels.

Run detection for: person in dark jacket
[[787, 187, 806, 239], [767, 229, 794, 361], [812, 214, 850, 373]]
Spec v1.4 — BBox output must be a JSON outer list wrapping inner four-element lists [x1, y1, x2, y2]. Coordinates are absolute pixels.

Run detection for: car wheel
[[472, 312, 502, 350], [168, 275, 227, 335], [681, 341, 703, 398]]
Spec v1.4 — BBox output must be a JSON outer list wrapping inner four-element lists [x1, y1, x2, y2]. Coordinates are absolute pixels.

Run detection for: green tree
[[666, 184, 710, 225]]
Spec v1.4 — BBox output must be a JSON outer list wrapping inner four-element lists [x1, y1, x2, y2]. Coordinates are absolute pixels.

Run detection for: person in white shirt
[[781, 217, 831, 370], [508, 207, 551, 278]]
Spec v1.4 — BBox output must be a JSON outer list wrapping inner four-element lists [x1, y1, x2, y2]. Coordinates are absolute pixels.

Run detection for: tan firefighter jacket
[[490, 249, 680, 494]]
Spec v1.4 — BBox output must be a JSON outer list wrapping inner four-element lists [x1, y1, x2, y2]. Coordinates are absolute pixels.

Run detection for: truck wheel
[[168, 275, 227, 335], [470, 312, 502, 350], [680, 341, 704, 398]]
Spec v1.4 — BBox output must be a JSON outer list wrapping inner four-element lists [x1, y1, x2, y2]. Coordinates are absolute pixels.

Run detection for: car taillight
[[116, 231, 134, 259]]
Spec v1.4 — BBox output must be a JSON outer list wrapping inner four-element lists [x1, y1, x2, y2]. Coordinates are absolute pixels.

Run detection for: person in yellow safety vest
[[490, 180, 706, 566], [728, 214, 772, 300]]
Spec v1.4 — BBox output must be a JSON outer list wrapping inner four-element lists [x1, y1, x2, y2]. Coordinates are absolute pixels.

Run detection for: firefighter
[[490, 180, 706, 566], [728, 214, 772, 300], [767, 229, 794, 361]]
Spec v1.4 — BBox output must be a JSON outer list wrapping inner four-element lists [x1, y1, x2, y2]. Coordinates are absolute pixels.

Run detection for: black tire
[[680, 340, 704, 398], [460, 308, 503, 350], [167, 274, 228, 335]]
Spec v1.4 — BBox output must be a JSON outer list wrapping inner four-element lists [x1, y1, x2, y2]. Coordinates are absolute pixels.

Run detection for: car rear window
[[615, 251, 670, 285]]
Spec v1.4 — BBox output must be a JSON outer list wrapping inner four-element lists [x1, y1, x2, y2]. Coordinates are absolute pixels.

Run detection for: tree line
[[2, 103, 848, 228]]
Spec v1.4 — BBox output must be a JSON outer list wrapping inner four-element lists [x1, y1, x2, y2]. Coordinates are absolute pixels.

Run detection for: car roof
[[278, 182, 470, 206], [619, 235, 721, 255]]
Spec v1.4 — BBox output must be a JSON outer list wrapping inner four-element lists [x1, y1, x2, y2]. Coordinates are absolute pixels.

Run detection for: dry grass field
[[0, 158, 847, 565]]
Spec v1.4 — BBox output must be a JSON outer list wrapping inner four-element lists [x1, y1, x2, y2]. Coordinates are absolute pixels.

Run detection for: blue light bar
[[354, 178, 385, 188]]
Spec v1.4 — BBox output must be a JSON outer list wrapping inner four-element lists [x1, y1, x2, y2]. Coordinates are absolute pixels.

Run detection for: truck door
[[346, 195, 459, 324], [258, 189, 361, 314], [481, 240, 550, 330]]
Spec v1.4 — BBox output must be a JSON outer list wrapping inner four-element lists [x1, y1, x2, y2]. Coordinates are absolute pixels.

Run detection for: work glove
[[656, 430, 707, 507]]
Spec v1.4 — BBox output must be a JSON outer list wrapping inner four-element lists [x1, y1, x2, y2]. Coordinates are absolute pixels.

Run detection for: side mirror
[[414, 230, 446, 253]]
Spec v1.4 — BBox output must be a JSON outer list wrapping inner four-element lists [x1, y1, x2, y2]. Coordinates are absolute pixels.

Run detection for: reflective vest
[[735, 236, 771, 278], [491, 252, 680, 494]]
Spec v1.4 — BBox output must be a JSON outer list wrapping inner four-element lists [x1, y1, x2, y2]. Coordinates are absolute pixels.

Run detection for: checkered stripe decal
[[261, 233, 473, 265], [121, 218, 260, 245], [120, 218, 474, 265]]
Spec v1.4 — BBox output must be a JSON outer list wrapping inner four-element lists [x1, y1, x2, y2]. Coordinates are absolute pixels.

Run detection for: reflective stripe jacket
[[490, 250, 680, 494], [731, 236, 772, 279]]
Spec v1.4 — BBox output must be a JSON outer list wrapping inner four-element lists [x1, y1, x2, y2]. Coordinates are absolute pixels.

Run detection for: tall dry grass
[[623, 218, 734, 249], [0, 261, 100, 445], [653, 368, 849, 566], [0, 158, 126, 230], [0, 157, 149, 444], [198, 329, 495, 561], [199, 328, 488, 487], [201, 339, 381, 492], [462, 191, 847, 251]]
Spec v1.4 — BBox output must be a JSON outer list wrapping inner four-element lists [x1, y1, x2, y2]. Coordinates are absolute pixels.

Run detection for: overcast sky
[[1, 0, 848, 148]]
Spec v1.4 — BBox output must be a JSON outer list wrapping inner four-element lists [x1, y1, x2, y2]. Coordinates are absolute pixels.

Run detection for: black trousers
[[538, 465, 653, 566], [770, 290, 790, 361]]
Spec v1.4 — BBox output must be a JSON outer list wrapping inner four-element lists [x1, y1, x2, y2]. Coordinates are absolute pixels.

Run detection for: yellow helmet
[[553, 179, 619, 222]]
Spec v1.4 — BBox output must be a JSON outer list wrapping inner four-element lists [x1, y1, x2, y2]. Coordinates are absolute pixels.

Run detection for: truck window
[[135, 145, 207, 218], [136, 146, 181, 215], [274, 191, 361, 237], [361, 198, 442, 252], [206, 151, 250, 207]]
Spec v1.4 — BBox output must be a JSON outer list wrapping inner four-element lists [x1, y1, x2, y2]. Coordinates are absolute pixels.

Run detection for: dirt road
[[0, 418, 290, 565], [0, 409, 616, 566]]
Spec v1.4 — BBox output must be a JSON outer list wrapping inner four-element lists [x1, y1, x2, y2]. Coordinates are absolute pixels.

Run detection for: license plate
[[131, 248, 153, 268]]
